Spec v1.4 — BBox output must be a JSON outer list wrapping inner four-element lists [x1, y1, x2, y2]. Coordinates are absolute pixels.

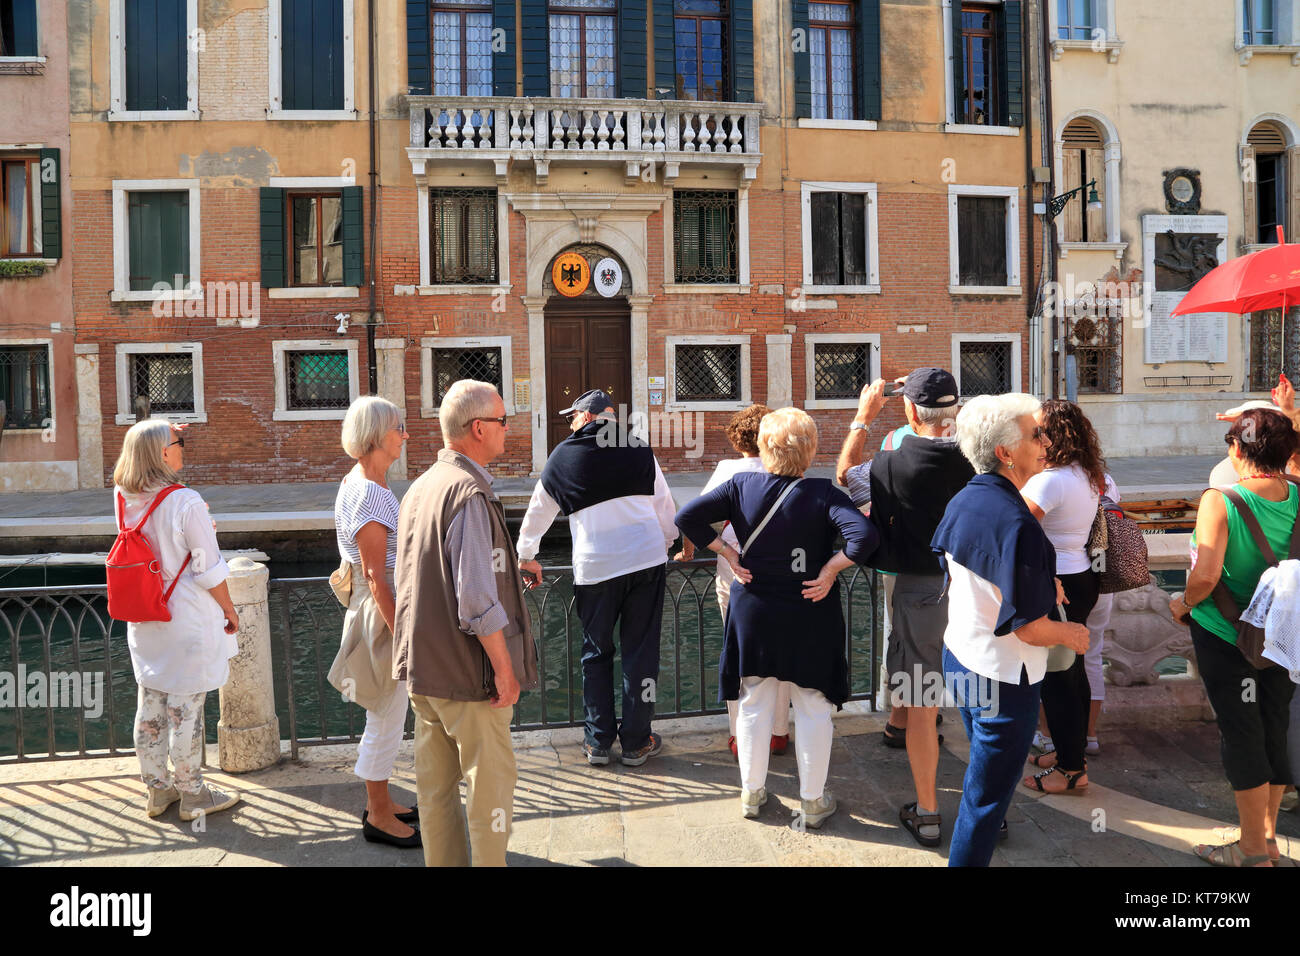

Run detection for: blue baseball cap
[[558, 389, 614, 417]]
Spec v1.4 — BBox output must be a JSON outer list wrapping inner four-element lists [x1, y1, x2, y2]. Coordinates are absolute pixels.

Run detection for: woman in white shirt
[[113, 419, 241, 822], [329, 396, 419, 848], [1019, 400, 1106, 795], [674, 405, 790, 759]]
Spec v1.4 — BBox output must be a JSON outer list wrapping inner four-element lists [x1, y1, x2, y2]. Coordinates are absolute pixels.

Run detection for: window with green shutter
[[125, 0, 188, 112], [281, 0, 345, 110], [128, 191, 190, 291], [674, 189, 737, 283], [1, 155, 42, 258]]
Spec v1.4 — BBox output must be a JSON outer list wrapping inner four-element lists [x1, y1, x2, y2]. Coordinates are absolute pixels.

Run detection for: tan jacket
[[393, 449, 539, 701]]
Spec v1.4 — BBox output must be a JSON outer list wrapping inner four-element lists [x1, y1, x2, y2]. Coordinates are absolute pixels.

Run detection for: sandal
[[899, 801, 942, 847], [1027, 751, 1057, 769], [882, 723, 907, 749], [1022, 766, 1088, 794], [1193, 840, 1273, 868]]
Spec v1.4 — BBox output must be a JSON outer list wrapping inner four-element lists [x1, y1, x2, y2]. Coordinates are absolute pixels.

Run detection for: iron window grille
[[549, 0, 617, 97], [1249, 308, 1300, 390], [958, 4, 998, 125], [431, 0, 494, 96], [956, 195, 1007, 286], [0, 345, 50, 429], [1243, 0, 1276, 44], [959, 341, 1012, 397], [1057, 0, 1094, 40], [1066, 312, 1122, 394], [675, 344, 740, 402], [286, 351, 350, 410], [674, 189, 738, 284], [287, 192, 344, 287], [1, 155, 41, 258], [810, 192, 867, 286], [813, 342, 871, 400], [431, 187, 498, 284], [431, 347, 504, 406], [674, 0, 729, 101], [809, 1, 856, 120], [129, 353, 195, 415]]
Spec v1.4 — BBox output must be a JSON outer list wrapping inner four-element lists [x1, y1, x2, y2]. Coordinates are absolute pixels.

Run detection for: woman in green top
[[1170, 408, 1300, 867]]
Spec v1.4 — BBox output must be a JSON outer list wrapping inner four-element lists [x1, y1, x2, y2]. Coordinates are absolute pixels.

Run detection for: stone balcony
[[406, 96, 762, 185]]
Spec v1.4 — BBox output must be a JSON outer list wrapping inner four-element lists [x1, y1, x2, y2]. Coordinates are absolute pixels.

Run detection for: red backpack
[[107, 484, 193, 623]]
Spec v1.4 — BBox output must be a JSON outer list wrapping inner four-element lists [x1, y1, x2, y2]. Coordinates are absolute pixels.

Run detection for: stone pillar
[[218, 558, 281, 772], [376, 337, 408, 482], [74, 344, 104, 489], [766, 334, 792, 407]]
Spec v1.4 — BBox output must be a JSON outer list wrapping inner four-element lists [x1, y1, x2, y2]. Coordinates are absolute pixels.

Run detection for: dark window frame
[[673, 342, 742, 403], [811, 339, 874, 402], [0, 344, 51, 430], [285, 349, 352, 411], [960, 3, 998, 126], [958, 339, 1014, 397], [430, 0, 495, 96], [1255, 151, 1286, 244], [126, 189, 191, 292], [548, 0, 619, 98], [429, 186, 499, 285], [285, 190, 345, 288], [430, 345, 505, 406], [0, 0, 39, 57], [809, 189, 869, 287], [673, 188, 738, 284], [128, 351, 197, 415], [0, 154, 40, 259], [809, 1, 856, 120], [674, 0, 730, 101], [955, 194, 1009, 287]]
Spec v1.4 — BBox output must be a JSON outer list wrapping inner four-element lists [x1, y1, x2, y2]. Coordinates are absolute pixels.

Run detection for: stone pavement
[[3, 706, 1293, 867]]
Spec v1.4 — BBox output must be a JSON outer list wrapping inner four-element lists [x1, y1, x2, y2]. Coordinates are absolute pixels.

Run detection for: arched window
[[1247, 121, 1288, 245], [1060, 118, 1105, 243]]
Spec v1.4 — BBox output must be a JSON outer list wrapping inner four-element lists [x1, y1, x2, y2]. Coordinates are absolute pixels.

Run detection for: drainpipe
[[1039, 0, 1058, 399], [366, 0, 379, 394], [1023, 0, 1037, 396]]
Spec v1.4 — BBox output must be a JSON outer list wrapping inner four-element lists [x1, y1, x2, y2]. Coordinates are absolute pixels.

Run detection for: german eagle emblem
[[560, 262, 584, 288]]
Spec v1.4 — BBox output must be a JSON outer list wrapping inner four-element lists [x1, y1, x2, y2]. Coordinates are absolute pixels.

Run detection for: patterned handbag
[[1098, 496, 1149, 594]]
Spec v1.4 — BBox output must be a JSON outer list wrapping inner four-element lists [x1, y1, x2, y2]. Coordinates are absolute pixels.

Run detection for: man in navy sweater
[[516, 390, 679, 767]]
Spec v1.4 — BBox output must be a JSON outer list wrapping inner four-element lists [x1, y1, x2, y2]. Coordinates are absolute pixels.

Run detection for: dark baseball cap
[[558, 388, 614, 417], [903, 367, 959, 408]]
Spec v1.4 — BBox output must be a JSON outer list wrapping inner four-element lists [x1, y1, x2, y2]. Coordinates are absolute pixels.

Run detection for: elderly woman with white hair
[[675, 408, 878, 828], [931, 394, 1090, 866], [328, 395, 419, 848], [112, 418, 241, 822]]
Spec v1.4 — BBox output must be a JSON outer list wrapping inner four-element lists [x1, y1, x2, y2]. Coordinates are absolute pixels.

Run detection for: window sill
[[804, 398, 863, 410], [1236, 44, 1300, 66], [661, 283, 750, 295], [115, 412, 207, 426], [0, 258, 57, 266], [943, 124, 1020, 137], [949, 285, 1021, 296], [796, 118, 878, 131], [802, 284, 881, 296], [412, 284, 508, 295], [1058, 241, 1127, 259], [664, 401, 751, 413], [267, 286, 360, 299], [111, 289, 202, 303], [1050, 38, 1124, 62], [272, 409, 349, 422], [108, 110, 200, 122], [267, 109, 360, 121], [0, 56, 46, 62]]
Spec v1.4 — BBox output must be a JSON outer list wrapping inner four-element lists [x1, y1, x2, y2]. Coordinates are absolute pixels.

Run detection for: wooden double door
[[544, 296, 631, 454]]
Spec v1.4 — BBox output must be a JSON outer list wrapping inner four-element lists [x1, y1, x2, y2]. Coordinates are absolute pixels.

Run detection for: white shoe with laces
[[741, 788, 767, 819]]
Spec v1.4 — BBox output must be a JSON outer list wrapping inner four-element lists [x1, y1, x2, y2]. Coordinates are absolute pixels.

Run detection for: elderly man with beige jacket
[[392, 379, 539, 867]]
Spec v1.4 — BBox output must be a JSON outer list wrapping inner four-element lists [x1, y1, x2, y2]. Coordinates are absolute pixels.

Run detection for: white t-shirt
[[1021, 463, 1100, 575], [942, 557, 1048, 686], [701, 455, 768, 549], [334, 471, 400, 569]]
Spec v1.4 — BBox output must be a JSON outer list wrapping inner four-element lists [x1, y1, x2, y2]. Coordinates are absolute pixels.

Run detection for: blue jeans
[[944, 646, 1042, 867]]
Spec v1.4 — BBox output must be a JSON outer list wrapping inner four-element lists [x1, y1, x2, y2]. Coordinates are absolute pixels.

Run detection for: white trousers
[[717, 555, 789, 736], [737, 676, 834, 801], [1084, 593, 1113, 702], [355, 678, 409, 781]]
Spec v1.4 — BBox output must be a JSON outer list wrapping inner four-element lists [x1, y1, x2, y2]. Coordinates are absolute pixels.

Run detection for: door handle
[[563, 386, 571, 396]]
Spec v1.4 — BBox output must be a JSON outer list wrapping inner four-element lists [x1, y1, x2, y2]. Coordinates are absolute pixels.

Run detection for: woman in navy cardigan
[[676, 408, 878, 828]]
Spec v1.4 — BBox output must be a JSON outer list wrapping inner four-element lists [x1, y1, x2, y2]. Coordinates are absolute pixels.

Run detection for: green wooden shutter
[[653, 0, 675, 98], [282, 0, 345, 110], [341, 186, 364, 287], [126, 0, 188, 112], [792, 0, 810, 117], [493, 0, 516, 95], [858, 0, 881, 121], [999, 0, 1023, 126], [621, 0, 648, 98], [406, 0, 430, 95], [260, 187, 286, 289], [731, 0, 753, 102], [950, 0, 964, 124], [38, 149, 61, 260], [521, 0, 548, 96]]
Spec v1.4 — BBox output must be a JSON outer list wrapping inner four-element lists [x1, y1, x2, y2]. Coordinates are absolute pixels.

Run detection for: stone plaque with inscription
[[1142, 215, 1230, 365]]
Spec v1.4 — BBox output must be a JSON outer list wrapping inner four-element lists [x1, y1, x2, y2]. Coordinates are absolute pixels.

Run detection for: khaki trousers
[[409, 693, 516, 867]]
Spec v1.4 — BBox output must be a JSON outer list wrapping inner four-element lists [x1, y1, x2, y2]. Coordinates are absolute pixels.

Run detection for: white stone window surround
[[0, 337, 55, 436], [952, 332, 1022, 396], [1236, 0, 1300, 64], [661, 186, 751, 294], [1053, 109, 1126, 256], [267, 0, 358, 119], [114, 342, 206, 425], [1047, 0, 1123, 61], [665, 334, 752, 412], [111, 179, 203, 303], [420, 335, 516, 418], [266, 176, 360, 298], [942, 0, 1024, 135], [108, 0, 201, 121], [415, 180, 512, 293], [947, 184, 1021, 295], [804, 333, 881, 410], [271, 339, 360, 421], [800, 181, 881, 295]]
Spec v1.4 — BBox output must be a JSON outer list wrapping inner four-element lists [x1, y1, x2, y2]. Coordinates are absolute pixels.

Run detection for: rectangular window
[[125, 0, 188, 112], [549, 0, 617, 97], [431, 346, 503, 405], [809, 1, 855, 120], [810, 192, 866, 286], [958, 340, 1012, 397], [956, 195, 1007, 286], [1256, 153, 1286, 244], [1067, 311, 1122, 394], [432, 0, 494, 96], [286, 350, 351, 410], [674, 189, 737, 283], [1056, 0, 1093, 40], [812, 340, 870, 400], [675, 343, 740, 401], [1, 155, 41, 258], [959, 5, 997, 126], [127, 191, 190, 291], [281, 0, 344, 110], [129, 352, 195, 415], [430, 187, 498, 284], [1244, 0, 1276, 44], [1249, 308, 1300, 389], [0, 345, 50, 429], [0, 0, 38, 56], [288, 192, 344, 286], [674, 0, 728, 101]]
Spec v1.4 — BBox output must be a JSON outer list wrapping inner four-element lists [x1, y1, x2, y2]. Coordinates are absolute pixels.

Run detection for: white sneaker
[[178, 785, 241, 822], [1085, 736, 1100, 755], [741, 788, 767, 819], [1032, 732, 1055, 754], [796, 791, 838, 829], [145, 785, 180, 818]]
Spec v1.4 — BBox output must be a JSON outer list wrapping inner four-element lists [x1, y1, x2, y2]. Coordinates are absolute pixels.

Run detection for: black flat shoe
[[362, 808, 420, 825], [361, 812, 422, 848]]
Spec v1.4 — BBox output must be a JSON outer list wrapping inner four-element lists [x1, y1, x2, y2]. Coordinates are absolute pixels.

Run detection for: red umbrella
[[1171, 225, 1300, 317]]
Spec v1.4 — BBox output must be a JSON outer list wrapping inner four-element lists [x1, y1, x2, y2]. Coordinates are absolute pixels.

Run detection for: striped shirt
[[334, 472, 400, 569]]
